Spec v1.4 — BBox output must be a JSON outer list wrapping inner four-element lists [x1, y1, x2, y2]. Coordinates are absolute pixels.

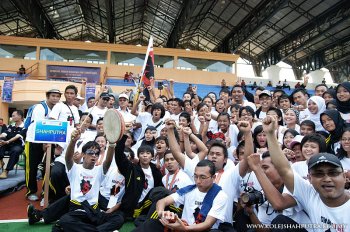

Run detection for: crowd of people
[[0, 78, 349, 231]]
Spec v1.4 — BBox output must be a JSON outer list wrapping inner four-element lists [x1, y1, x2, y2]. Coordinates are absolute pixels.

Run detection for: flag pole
[[134, 36, 153, 104]]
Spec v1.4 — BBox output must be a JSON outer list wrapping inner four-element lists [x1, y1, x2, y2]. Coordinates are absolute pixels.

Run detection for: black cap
[[308, 153, 343, 170], [100, 92, 109, 98]]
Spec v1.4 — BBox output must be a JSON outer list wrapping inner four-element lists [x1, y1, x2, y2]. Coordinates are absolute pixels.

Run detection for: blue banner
[[85, 83, 96, 103], [34, 120, 68, 143], [1, 76, 15, 103], [47, 65, 101, 83]]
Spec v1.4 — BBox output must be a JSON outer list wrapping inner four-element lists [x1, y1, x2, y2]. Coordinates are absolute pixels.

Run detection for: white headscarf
[[305, 96, 326, 131]]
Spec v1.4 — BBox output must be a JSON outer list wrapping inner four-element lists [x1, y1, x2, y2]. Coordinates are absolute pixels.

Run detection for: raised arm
[[166, 119, 186, 168], [247, 153, 297, 210], [66, 130, 81, 171], [131, 94, 145, 116], [263, 116, 295, 193], [237, 121, 253, 177], [103, 143, 115, 175], [114, 134, 132, 177], [183, 127, 196, 159]]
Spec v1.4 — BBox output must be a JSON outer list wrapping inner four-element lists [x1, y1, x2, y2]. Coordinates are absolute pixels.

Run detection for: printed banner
[[46, 65, 101, 83], [1, 76, 15, 103], [85, 83, 96, 103], [34, 120, 68, 143]]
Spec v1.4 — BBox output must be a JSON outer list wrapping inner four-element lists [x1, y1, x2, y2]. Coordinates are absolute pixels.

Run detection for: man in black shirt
[[0, 110, 27, 179]]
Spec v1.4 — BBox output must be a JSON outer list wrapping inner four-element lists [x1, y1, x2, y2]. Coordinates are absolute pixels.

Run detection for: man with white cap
[[255, 90, 273, 120], [117, 93, 136, 123], [25, 89, 62, 201]]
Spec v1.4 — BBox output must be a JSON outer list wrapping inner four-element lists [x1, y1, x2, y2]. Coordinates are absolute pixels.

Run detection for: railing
[[26, 62, 39, 75]]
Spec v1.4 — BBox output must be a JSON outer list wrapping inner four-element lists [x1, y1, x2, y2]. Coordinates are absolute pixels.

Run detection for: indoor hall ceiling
[[0, 0, 349, 82]]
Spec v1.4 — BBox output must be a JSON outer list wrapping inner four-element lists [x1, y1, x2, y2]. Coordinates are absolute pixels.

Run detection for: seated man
[[134, 160, 228, 231], [0, 110, 26, 179], [52, 130, 124, 232]]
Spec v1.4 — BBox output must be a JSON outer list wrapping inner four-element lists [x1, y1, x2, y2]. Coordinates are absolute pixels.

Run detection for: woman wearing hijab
[[335, 82, 350, 123], [320, 109, 349, 154], [303, 96, 326, 132]]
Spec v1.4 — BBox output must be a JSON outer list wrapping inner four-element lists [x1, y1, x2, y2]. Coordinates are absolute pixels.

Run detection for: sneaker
[[27, 204, 42, 225], [27, 194, 39, 201]]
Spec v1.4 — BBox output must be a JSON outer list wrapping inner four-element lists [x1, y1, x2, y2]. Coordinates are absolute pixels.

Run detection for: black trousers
[[49, 161, 69, 203], [25, 142, 45, 195], [0, 143, 23, 171], [271, 215, 308, 232], [42, 195, 70, 223], [53, 209, 124, 232]]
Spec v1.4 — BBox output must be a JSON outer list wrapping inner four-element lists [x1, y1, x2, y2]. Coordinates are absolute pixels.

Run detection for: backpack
[[24, 101, 49, 129]]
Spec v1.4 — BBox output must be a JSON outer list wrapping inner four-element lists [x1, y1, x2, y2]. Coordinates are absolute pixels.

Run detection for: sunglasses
[[85, 150, 99, 156]]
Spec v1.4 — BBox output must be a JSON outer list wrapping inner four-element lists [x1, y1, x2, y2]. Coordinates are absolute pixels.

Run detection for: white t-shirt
[[67, 163, 104, 206], [136, 112, 164, 141], [216, 124, 239, 148], [162, 169, 194, 193], [26, 102, 52, 142], [340, 157, 350, 171], [291, 160, 308, 180], [183, 155, 241, 224], [117, 107, 136, 123], [100, 167, 125, 206], [89, 106, 107, 126], [49, 102, 80, 127], [138, 166, 154, 203], [171, 187, 228, 229], [293, 173, 350, 232]]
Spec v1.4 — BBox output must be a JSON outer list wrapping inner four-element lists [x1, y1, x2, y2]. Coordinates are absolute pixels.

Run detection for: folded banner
[[1, 76, 15, 103]]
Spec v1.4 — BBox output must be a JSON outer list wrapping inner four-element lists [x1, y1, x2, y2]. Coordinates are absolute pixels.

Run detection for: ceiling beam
[[215, 0, 288, 53], [166, 0, 199, 48], [10, 0, 60, 39], [105, 0, 115, 43]]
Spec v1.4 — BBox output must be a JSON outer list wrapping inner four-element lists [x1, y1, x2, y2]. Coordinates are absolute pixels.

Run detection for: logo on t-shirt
[[80, 179, 92, 195], [144, 178, 149, 189], [110, 185, 120, 196]]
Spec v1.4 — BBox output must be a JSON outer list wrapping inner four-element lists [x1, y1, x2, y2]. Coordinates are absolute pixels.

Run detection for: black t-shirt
[[3, 124, 27, 146]]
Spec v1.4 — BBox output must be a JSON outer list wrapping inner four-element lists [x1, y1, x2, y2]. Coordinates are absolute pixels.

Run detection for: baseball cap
[[308, 153, 343, 170], [100, 92, 110, 99], [76, 95, 84, 100], [118, 93, 129, 100], [289, 135, 304, 149], [46, 89, 62, 95], [259, 90, 272, 98]]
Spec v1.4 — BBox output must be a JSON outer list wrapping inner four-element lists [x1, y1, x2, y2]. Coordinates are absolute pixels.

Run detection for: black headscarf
[[335, 82, 350, 113], [320, 109, 348, 154]]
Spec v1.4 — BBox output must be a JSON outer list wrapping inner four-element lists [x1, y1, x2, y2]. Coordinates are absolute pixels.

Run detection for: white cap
[[118, 93, 129, 100], [289, 135, 304, 149], [76, 95, 84, 100]]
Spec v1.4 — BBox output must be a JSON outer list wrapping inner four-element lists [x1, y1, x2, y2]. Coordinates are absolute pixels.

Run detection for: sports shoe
[[27, 194, 39, 201], [0, 170, 8, 179], [27, 204, 42, 225]]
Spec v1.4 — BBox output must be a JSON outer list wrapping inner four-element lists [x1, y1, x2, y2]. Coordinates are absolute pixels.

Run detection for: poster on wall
[[85, 83, 96, 102], [1, 76, 15, 103], [46, 65, 100, 83]]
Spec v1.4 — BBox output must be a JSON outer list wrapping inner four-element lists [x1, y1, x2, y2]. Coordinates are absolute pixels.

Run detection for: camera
[[158, 81, 163, 90], [241, 187, 264, 206]]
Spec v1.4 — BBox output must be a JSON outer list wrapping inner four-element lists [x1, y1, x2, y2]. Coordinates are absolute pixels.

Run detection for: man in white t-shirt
[[157, 160, 228, 231], [25, 89, 61, 201], [88, 92, 108, 129], [231, 85, 257, 111], [49, 85, 80, 128], [264, 115, 350, 232], [117, 93, 136, 123], [53, 129, 124, 231]]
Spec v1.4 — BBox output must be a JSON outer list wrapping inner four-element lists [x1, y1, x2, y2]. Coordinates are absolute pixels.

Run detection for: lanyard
[[166, 169, 179, 191], [214, 169, 224, 184]]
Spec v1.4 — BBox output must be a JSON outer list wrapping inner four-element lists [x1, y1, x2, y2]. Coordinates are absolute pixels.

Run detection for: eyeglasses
[[309, 170, 343, 178], [85, 150, 99, 156], [102, 97, 110, 101], [193, 174, 212, 180]]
